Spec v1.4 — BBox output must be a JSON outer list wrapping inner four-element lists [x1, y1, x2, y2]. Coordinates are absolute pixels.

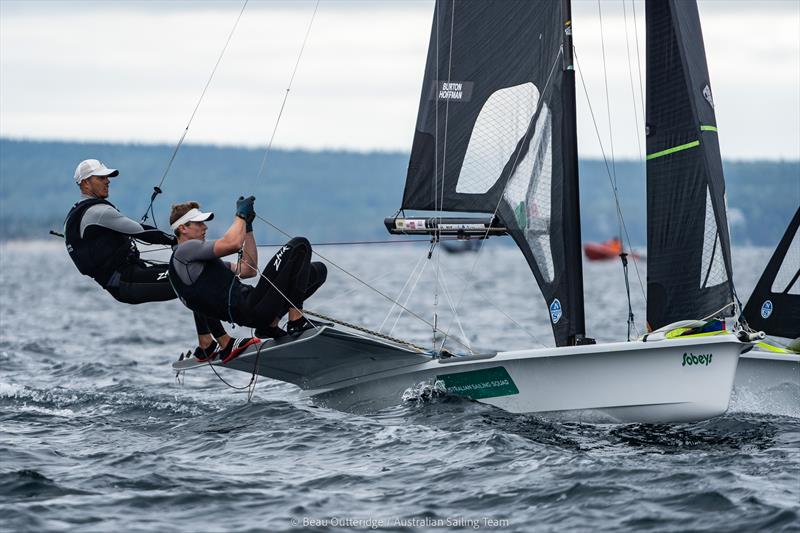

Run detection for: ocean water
[[1, 240, 798, 532]]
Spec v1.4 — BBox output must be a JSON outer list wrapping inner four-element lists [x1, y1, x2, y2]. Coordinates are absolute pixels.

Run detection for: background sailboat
[[733, 208, 800, 412]]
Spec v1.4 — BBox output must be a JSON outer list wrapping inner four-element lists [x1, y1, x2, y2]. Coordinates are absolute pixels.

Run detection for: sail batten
[[401, 0, 585, 346], [645, 0, 735, 330]]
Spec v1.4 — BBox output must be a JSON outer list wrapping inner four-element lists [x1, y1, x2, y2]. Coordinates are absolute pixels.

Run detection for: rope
[[252, 215, 473, 353], [255, 0, 320, 181], [622, 0, 644, 161], [141, 0, 249, 225], [137, 237, 442, 255], [236, 245, 429, 352], [302, 309, 428, 353], [574, 49, 647, 306], [378, 252, 427, 332], [597, 0, 621, 243]]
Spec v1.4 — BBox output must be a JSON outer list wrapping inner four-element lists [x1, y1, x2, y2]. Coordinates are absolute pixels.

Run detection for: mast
[[560, 0, 588, 344]]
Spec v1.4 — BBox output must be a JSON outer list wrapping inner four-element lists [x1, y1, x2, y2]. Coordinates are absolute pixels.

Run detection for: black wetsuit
[[64, 196, 227, 338], [169, 237, 326, 330]]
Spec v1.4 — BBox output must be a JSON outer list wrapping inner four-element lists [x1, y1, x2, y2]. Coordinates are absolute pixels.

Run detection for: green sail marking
[[700, 125, 718, 132], [436, 367, 519, 399], [646, 140, 700, 161], [514, 201, 527, 229]]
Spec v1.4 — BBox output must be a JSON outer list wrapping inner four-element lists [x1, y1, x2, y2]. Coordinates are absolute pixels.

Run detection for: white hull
[[732, 349, 800, 416], [174, 328, 745, 423]]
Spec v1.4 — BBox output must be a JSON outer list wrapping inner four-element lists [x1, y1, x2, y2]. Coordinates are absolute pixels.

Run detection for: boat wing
[[172, 326, 431, 389]]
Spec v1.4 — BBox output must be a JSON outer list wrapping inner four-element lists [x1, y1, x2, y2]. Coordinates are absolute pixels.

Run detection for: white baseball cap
[[170, 208, 215, 230], [74, 159, 119, 184]]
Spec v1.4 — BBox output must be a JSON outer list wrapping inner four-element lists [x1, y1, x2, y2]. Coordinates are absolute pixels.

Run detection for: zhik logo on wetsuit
[[157, 271, 168, 281], [273, 245, 290, 271]]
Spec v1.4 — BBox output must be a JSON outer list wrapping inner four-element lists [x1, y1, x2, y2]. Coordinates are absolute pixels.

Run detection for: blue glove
[[235, 195, 255, 221]]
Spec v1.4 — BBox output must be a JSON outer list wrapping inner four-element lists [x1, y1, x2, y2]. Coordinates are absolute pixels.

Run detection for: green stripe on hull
[[646, 140, 700, 160], [700, 125, 718, 132]]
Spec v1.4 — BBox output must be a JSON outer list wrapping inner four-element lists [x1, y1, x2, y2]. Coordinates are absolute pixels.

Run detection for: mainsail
[[645, 0, 735, 330], [742, 208, 800, 339], [401, 0, 585, 346]]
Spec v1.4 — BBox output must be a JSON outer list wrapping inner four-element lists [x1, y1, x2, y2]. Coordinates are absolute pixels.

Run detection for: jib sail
[[742, 208, 800, 339], [645, 0, 735, 330]]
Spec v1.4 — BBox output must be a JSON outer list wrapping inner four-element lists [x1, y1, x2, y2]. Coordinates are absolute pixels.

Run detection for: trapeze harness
[[64, 198, 140, 289]]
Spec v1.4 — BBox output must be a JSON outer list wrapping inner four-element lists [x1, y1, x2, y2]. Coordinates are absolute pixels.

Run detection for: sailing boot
[[254, 325, 288, 340], [218, 337, 261, 364], [192, 340, 219, 362], [286, 317, 332, 337]]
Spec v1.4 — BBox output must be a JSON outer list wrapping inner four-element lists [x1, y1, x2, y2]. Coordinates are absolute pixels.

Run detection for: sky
[[1, 0, 799, 160]]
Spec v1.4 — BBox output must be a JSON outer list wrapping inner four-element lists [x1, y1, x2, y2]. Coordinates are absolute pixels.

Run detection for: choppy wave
[[1, 243, 798, 532]]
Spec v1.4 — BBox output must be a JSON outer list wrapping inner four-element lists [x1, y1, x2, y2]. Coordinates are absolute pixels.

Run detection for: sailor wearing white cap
[[63, 158, 234, 359], [169, 196, 328, 364]]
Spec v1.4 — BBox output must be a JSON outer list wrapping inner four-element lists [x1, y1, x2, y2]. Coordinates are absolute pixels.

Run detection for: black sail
[[401, 0, 584, 346], [645, 0, 735, 330], [742, 208, 800, 339]]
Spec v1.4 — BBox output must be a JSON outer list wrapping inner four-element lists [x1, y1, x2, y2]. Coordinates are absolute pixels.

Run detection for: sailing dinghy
[[174, 0, 754, 423], [735, 208, 800, 409]]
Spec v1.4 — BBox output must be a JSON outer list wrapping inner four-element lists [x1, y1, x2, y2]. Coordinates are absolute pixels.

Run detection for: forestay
[[645, 0, 735, 330], [401, 0, 585, 347], [742, 207, 800, 339]]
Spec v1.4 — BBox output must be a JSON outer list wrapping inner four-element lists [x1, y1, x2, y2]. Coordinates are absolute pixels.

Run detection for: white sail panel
[[700, 187, 728, 289], [455, 82, 540, 194], [504, 105, 554, 282], [771, 228, 800, 295]]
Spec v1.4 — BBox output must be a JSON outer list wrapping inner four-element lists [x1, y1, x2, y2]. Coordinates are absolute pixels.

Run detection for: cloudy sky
[[1, 0, 798, 159]]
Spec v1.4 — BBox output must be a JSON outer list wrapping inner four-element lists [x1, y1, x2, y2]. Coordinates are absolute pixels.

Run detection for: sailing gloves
[[235, 195, 256, 233]]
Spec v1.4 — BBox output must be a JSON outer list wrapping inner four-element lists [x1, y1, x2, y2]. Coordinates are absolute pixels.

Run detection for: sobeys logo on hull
[[682, 352, 713, 366]]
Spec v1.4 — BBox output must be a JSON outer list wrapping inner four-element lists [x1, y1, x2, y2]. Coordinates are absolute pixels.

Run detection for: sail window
[[699, 186, 728, 289], [455, 82, 540, 194], [503, 104, 555, 283], [771, 228, 800, 295]]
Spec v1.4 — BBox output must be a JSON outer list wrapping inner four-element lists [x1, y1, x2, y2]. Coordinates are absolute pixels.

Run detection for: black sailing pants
[[107, 262, 227, 338], [233, 237, 327, 329]]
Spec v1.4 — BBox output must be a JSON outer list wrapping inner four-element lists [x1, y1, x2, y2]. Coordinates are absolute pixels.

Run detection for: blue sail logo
[[760, 300, 773, 319], [549, 299, 562, 324]]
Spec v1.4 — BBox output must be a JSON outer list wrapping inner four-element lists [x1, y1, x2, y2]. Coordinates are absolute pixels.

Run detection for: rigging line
[[141, 0, 249, 224], [388, 258, 431, 337], [139, 238, 439, 255], [631, 0, 646, 133], [431, 0, 457, 349], [622, 0, 644, 161], [574, 49, 647, 304], [597, 0, 622, 243], [438, 0, 457, 217], [435, 263, 474, 354], [378, 252, 427, 332], [237, 251, 321, 333], [255, 214, 471, 351], [256, 0, 320, 181], [436, 49, 563, 353], [320, 269, 406, 311], [433, 0, 440, 217], [448, 267, 548, 348]]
